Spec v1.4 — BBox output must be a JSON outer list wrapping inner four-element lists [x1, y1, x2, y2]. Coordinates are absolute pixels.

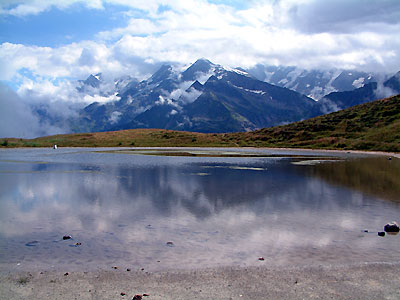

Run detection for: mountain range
[[36, 59, 400, 134], [246, 65, 378, 100], [76, 59, 318, 133]]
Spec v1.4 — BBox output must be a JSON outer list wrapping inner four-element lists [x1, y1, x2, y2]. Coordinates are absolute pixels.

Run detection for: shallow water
[[0, 147, 399, 272]]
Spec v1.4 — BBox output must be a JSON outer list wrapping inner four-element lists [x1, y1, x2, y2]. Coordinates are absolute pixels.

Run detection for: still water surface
[[0, 148, 399, 272]]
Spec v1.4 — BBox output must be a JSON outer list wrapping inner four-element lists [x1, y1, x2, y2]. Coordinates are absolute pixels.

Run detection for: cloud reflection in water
[[0, 150, 400, 271]]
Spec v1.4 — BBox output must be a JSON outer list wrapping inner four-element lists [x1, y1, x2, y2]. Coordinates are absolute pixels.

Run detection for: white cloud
[[0, 82, 68, 138], [83, 93, 120, 104], [1, 0, 400, 86], [0, 0, 399, 139], [0, 0, 104, 16], [109, 110, 122, 123]]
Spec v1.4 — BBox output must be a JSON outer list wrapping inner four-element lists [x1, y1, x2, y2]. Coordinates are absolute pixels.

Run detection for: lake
[[0, 147, 399, 272]]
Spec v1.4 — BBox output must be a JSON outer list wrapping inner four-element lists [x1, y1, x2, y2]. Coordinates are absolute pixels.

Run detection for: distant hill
[[2, 95, 399, 153]]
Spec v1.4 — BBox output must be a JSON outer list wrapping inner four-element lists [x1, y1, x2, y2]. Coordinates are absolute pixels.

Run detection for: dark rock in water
[[25, 241, 39, 247], [166, 241, 174, 247], [363, 230, 369, 233], [63, 235, 72, 240], [384, 222, 400, 232], [388, 157, 392, 160], [258, 257, 265, 261], [121, 292, 126, 296], [132, 295, 143, 300], [64, 272, 69, 276], [378, 232, 386, 237], [126, 268, 131, 272]]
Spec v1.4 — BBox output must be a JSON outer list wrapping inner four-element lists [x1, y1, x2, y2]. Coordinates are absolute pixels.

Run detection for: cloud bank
[[1, 0, 400, 137]]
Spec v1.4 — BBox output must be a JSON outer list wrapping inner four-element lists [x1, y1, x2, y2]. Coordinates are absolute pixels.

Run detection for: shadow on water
[[303, 157, 400, 203]]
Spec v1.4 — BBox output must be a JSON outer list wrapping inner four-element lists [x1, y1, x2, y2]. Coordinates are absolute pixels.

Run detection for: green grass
[[17, 276, 30, 285], [1, 94, 399, 152]]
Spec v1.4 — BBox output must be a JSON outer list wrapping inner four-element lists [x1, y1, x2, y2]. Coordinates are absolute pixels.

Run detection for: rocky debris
[[63, 235, 72, 240], [384, 222, 400, 233], [378, 232, 386, 237], [132, 295, 143, 300]]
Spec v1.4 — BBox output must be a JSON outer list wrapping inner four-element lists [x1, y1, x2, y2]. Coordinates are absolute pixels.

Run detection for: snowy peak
[[149, 64, 175, 84], [78, 73, 102, 89], [246, 65, 376, 100], [180, 58, 216, 83]]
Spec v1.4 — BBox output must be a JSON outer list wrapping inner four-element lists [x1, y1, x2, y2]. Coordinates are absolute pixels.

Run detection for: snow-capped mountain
[[313, 71, 400, 115], [77, 59, 317, 133], [246, 65, 377, 100], [60, 59, 400, 134]]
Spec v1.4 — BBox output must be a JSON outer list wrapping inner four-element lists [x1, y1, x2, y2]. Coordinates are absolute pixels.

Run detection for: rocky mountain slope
[[77, 59, 317, 133]]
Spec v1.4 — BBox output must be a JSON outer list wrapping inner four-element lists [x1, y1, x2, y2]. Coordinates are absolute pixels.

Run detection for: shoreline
[[1, 262, 400, 299], [1, 145, 399, 159]]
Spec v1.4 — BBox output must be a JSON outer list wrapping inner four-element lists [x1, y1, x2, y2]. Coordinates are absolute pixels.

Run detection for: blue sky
[[0, 1, 250, 46], [0, 3, 129, 47]]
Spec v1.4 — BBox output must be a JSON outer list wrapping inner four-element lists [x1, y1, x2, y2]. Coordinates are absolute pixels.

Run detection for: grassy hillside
[[0, 129, 233, 148], [1, 94, 399, 152], [233, 94, 400, 152]]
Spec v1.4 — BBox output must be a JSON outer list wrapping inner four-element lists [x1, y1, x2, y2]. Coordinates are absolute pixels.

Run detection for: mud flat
[[1, 262, 400, 300]]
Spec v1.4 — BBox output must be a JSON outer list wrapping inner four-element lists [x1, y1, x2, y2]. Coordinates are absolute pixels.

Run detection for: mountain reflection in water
[[0, 148, 399, 271]]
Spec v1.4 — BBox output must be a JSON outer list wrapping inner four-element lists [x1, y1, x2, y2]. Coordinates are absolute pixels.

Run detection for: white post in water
[[53, 144, 57, 149]]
